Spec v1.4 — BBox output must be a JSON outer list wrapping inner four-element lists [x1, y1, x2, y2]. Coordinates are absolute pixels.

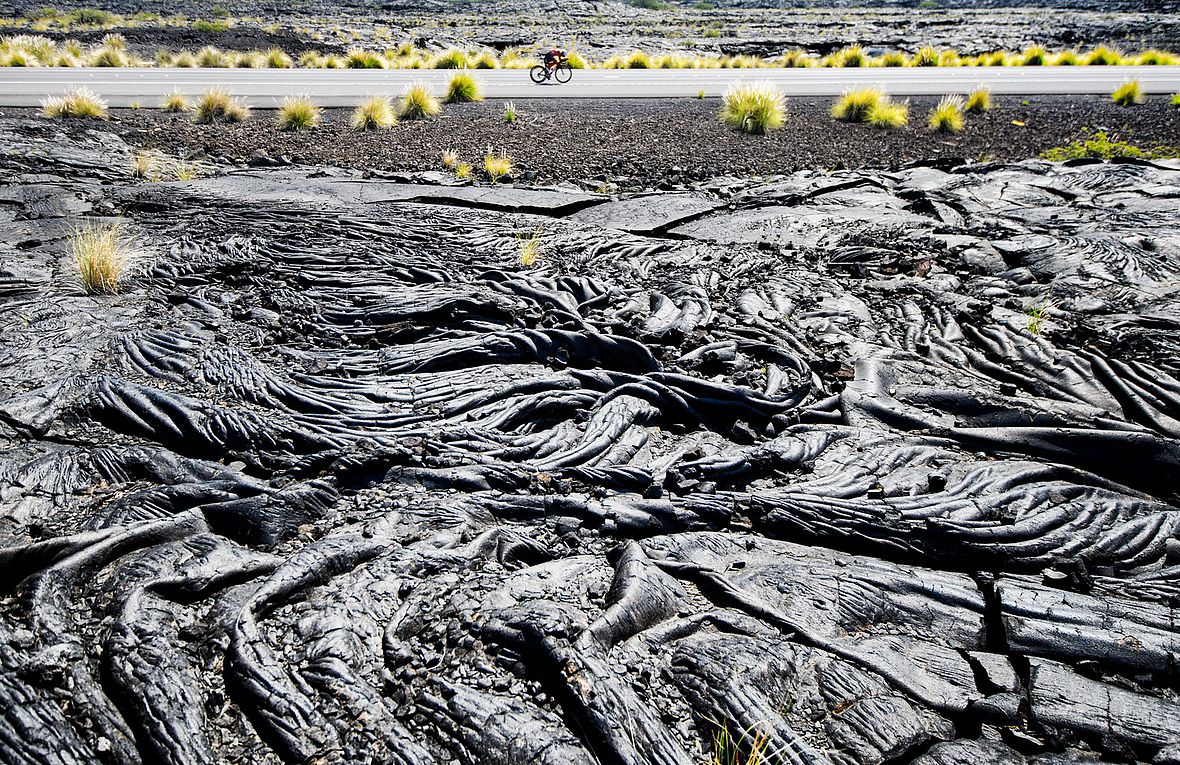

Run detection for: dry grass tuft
[[276, 95, 321, 130], [160, 92, 188, 112], [71, 221, 137, 294], [964, 88, 992, 113], [831, 88, 884, 122], [194, 87, 250, 123], [41, 86, 108, 118], [928, 95, 965, 132], [720, 81, 786, 134], [351, 95, 396, 129], [445, 71, 483, 103], [866, 100, 909, 129], [483, 149, 514, 182], [1111, 80, 1142, 107], [399, 81, 442, 119]]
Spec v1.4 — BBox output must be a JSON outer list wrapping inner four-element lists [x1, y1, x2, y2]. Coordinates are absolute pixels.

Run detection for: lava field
[[1, 121, 1179, 764]]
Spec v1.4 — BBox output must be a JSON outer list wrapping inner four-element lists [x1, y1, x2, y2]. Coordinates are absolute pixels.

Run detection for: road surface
[[2, 66, 1178, 107]]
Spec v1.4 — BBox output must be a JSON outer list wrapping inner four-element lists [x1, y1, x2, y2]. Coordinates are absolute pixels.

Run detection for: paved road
[[2, 66, 1179, 106]]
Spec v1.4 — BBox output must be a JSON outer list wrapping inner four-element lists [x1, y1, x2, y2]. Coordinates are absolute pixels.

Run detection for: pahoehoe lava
[[2, 121, 1179, 765]]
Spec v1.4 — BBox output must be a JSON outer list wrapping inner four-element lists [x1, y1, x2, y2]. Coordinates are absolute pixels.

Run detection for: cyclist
[[543, 47, 566, 75]]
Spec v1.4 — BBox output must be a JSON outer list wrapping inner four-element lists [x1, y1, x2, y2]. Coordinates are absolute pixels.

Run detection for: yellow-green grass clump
[[866, 100, 908, 129], [498, 49, 530, 69], [779, 48, 813, 68], [1172, 92, 1180, 108], [265, 48, 293, 68], [399, 82, 442, 119], [503, 101, 517, 123], [831, 88, 885, 122], [71, 221, 137, 295], [232, 51, 262, 68], [89, 44, 130, 67], [623, 50, 652, 69], [880, 51, 907, 67], [1111, 80, 1142, 107], [1021, 46, 1048, 66], [928, 95, 965, 133], [445, 71, 483, 103], [483, 150, 514, 182], [441, 148, 460, 169], [432, 48, 470, 69], [194, 87, 250, 123], [720, 81, 786, 134], [41, 86, 108, 118], [829, 44, 868, 68], [517, 229, 542, 266], [351, 95, 396, 129], [1136, 49, 1179, 66], [910, 46, 939, 67], [160, 92, 188, 112], [196, 45, 230, 67], [964, 87, 992, 114], [472, 50, 499, 69], [276, 95, 321, 130], [346, 48, 385, 69], [1042, 130, 1180, 161], [1085, 46, 1123, 66]]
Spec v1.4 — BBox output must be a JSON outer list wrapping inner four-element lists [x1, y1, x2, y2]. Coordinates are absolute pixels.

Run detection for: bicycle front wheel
[[554, 63, 573, 83], [530, 65, 548, 84]]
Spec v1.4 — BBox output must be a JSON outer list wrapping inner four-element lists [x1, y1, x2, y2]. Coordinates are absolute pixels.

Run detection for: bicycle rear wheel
[[530, 65, 548, 84], [554, 63, 573, 83]]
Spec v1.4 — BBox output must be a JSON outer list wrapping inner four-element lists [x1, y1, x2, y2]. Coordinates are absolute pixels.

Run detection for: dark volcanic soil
[[37, 95, 1180, 188]]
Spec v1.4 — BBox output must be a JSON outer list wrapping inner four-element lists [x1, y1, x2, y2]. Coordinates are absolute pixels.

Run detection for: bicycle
[[530, 60, 573, 84]]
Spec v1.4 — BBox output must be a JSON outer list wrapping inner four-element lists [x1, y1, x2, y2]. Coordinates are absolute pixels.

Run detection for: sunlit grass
[[831, 88, 884, 122], [71, 221, 137, 295], [276, 95, 321, 130], [1085, 46, 1124, 66], [40, 86, 108, 118], [517, 228, 542, 266], [345, 48, 385, 69], [829, 44, 868, 68], [445, 71, 483, 103], [964, 87, 992, 114], [196, 45, 229, 67], [399, 81, 441, 119], [351, 95, 396, 129], [1136, 49, 1179, 66], [1111, 80, 1142, 107], [866, 100, 908, 129], [910, 46, 939, 67], [483, 149, 514, 182], [265, 48, 292, 68], [160, 92, 188, 112], [1022, 46, 1048, 66], [720, 81, 786, 134], [928, 95, 964, 132], [432, 48, 469, 69], [193, 87, 250, 123]]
